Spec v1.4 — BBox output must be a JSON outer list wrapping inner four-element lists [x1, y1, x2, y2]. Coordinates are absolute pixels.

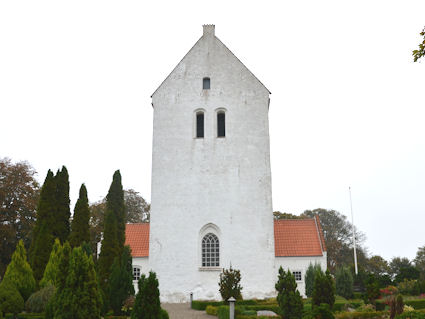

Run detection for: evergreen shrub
[[312, 269, 335, 310], [336, 267, 354, 299], [131, 272, 162, 319], [306, 263, 322, 298], [405, 299, 425, 310], [206, 305, 219, 315], [395, 310, 425, 319], [219, 267, 243, 301], [160, 308, 169, 319], [335, 311, 388, 319], [275, 267, 303, 319], [312, 303, 335, 319], [25, 284, 56, 313], [0, 280, 24, 317]]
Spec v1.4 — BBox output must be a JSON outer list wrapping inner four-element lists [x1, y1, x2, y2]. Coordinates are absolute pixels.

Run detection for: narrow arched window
[[202, 233, 219, 267], [203, 77, 210, 90], [217, 112, 225, 137], [196, 112, 204, 138]]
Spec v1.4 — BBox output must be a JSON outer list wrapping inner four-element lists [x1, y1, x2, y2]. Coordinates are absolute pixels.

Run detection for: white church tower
[[149, 25, 276, 302]]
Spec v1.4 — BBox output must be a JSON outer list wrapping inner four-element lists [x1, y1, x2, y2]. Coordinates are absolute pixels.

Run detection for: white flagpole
[[349, 186, 358, 275]]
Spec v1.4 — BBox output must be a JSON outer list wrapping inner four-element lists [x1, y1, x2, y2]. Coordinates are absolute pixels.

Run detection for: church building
[[124, 25, 327, 302]]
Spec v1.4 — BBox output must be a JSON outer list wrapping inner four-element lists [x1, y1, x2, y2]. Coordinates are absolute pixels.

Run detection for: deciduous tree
[[0, 158, 39, 277]]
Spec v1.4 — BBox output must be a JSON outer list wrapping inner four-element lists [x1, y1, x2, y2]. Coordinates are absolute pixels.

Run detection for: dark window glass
[[203, 77, 210, 90], [217, 112, 225, 137], [196, 112, 204, 138]]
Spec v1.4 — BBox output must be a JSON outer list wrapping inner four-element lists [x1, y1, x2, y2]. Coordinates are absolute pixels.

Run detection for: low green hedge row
[[4, 314, 44, 319], [405, 299, 425, 310], [395, 310, 425, 319], [333, 300, 364, 312], [192, 299, 263, 311], [335, 311, 388, 319]]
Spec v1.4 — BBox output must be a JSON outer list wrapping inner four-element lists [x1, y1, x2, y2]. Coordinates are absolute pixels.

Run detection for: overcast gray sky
[[1, 0, 424, 262]]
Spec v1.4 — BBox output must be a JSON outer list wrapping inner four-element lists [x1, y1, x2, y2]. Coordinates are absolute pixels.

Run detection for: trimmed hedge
[[4, 314, 44, 319], [335, 311, 388, 319], [206, 305, 218, 316], [395, 310, 425, 319], [160, 308, 170, 319], [244, 305, 281, 314], [405, 300, 425, 310], [192, 300, 225, 310]]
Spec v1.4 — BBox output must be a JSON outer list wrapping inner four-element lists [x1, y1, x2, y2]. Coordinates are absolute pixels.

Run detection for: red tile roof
[[125, 217, 326, 258], [274, 218, 326, 257], [125, 223, 149, 257]]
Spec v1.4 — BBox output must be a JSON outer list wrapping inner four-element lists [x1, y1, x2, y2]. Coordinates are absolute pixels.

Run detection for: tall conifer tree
[[3, 240, 36, 301], [69, 184, 90, 247], [98, 170, 126, 294], [40, 239, 63, 288], [53, 166, 70, 242]]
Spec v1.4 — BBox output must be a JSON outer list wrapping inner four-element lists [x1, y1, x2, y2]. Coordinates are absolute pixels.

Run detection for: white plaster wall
[[132, 257, 150, 293], [274, 253, 327, 297], [149, 26, 275, 302]]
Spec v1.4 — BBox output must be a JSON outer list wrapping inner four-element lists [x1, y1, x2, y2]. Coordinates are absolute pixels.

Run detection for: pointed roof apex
[[203, 24, 215, 37]]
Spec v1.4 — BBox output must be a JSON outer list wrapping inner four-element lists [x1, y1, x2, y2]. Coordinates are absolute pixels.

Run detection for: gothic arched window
[[196, 111, 204, 138], [202, 233, 219, 267], [217, 111, 225, 137]]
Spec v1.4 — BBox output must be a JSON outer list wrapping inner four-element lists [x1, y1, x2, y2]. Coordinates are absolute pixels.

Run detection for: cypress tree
[[53, 166, 71, 242], [335, 267, 354, 299], [131, 272, 161, 319], [305, 263, 322, 298], [3, 240, 36, 301], [40, 239, 63, 288], [275, 267, 303, 319], [97, 170, 125, 294], [69, 184, 90, 248], [53, 247, 102, 319], [109, 246, 135, 315], [29, 170, 56, 280], [313, 269, 335, 310], [106, 170, 126, 251]]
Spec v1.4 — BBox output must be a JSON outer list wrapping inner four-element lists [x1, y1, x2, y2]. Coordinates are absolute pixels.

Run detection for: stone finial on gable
[[203, 24, 215, 37]]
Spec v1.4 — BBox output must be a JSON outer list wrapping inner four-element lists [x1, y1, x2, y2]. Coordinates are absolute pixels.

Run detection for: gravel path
[[162, 303, 212, 319]]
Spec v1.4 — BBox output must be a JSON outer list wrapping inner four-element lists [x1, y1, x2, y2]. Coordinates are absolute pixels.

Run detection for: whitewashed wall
[[131, 257, 150, 293], [274, 253, 327, 297], [149, 25, 275, 302]]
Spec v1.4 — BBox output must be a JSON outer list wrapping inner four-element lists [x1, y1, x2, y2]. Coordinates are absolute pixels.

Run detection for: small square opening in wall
[[133, 267, 141, 281], [293, 271, 302, 281]]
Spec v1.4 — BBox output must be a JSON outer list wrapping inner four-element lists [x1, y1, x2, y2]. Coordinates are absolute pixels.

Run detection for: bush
[[0, 280, 24, 317], [160, 309, 169, 319], [313, 269, 335, 310], [336, 268, 354, 300], [405, 299, 425, 310], [25, 284, 56, 313], [364, 275, 380, 304], [206, 305, 218, 316], [131, 272, 161, 319], [312, 303, 335, 319], [4, 314, 45, 319], [192, 300, 225, 310], [275, 267, 303, 319], [398, 280, 418, 296], [219, 267, 243, 301], [306, 263, 323, 298]]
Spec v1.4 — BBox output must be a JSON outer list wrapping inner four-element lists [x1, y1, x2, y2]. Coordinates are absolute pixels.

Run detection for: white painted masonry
[[126, 25, 327, 302]]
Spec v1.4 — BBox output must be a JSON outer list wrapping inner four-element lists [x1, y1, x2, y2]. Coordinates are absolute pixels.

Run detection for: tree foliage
[[98, 170, 127, 296], [40, 239, 63, 288], [302, 209, 366, 273], [109, 246, 135, 315], [414, 246, 425, 279], [131, 272, 161, 319], [366, 255, 390, 276], [29, 167, 70, 282], [25, 284, 56, 313], [275, 267, 303, 319], [273, 211, 301, 220], [51, 247, 102, 319], [305, 263, 322, 298], [335, 267, 353, 299], [3, 240, 36, 301], [413, 26, 425, 62], [0, 158, 39, 277], [364, 274, 380, 304], [90, 189, 150, 258], [219, 267, 243, 301], [69, 184, 90, 248], [312, 269, 335, 309], [0, 279, 24, 317], [390, 257, 412, 280]]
